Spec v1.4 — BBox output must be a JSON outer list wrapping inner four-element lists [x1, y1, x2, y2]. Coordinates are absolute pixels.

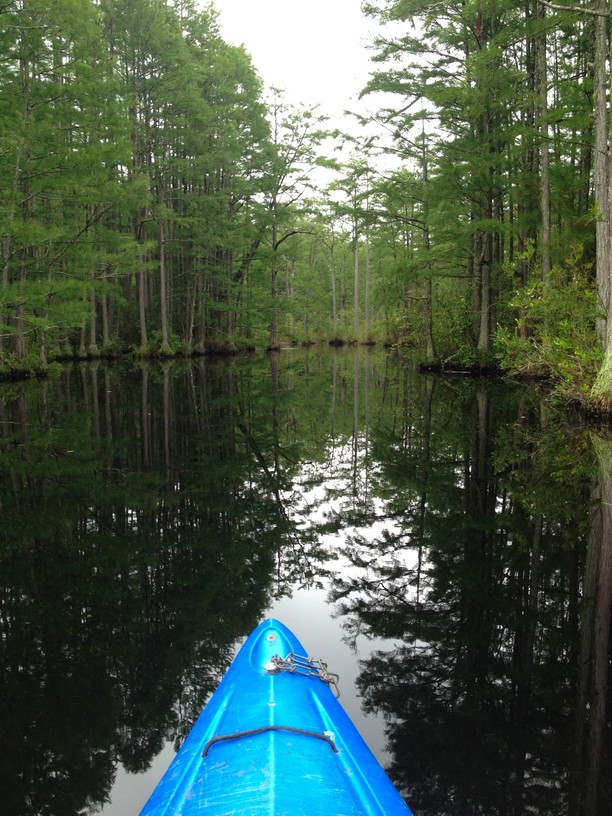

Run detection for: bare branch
[[537, 0, 610, 18]]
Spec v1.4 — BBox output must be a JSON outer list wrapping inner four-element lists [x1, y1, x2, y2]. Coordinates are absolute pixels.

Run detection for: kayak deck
[[139, 619, 412, 815]]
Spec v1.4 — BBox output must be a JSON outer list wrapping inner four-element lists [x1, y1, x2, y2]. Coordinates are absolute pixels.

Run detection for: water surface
[[0, 349, 609, 815]]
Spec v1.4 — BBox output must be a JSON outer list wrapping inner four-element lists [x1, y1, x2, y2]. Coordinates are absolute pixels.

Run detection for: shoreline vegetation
[[3, 1, 612, 415], [0, 340, 513, 389], [0, 329, 596, 407]]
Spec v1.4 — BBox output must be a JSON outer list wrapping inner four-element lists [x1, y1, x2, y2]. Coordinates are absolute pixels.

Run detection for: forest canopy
[[1, 0, 612, 409]]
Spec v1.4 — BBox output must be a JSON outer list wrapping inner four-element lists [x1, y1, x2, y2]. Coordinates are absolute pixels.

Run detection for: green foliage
[[0, 0, 605, 385], [497, 245, 603, 400], [390, 304, 426, 349]]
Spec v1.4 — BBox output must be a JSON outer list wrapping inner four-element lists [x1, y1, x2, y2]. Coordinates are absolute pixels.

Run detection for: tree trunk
[[285, 255, 294, 336], [330, 233, 338, 338], [0, 237, 8, 353], [364, 233, 371, 340], [138, 267, 148, 351], [421, 131, 436, 361], [594, 4, 610, 341], [159, 213, 172, 354], [590, 6, 612, 408], [536, 5, 551, 283], [269, 261, 280, 349], [477, 159, 494, 355], [88, 291, 97, 356], [268, 211, 280, 350], [477, 227, 492, 354], [353, 220, 359, 339], [101, 294, 110, 350]]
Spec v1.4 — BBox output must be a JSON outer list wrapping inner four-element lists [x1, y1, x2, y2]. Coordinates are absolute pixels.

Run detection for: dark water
[[0, 349, 610, 816]]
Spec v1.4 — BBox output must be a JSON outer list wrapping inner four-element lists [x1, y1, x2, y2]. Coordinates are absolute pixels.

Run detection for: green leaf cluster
[[497, 245, 603, 400]]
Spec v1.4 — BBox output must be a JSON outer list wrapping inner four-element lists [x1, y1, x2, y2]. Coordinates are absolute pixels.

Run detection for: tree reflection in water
[[0, 356, 327, 814], [0, 352, 610, 815], [328, 375, 610, 816]]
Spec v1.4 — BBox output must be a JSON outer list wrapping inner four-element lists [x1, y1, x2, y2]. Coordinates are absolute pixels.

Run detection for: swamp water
[[0, 348, 610, 815]]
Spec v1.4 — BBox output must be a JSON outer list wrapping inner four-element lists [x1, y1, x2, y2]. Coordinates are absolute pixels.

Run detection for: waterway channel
[[0, 348, 609, 815]]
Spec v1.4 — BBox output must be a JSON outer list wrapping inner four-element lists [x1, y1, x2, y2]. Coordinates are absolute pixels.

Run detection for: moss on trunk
[[590, 349, 612, 411]]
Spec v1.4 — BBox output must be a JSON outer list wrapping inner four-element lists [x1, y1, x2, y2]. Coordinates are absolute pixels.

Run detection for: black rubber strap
[[202, 725, 339, 757]]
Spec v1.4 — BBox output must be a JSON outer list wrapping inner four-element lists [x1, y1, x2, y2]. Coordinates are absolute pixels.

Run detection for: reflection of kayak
[[139, 618, 413, 815]]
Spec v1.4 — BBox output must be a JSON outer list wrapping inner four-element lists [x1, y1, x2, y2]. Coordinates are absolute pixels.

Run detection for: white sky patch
[[212, 0, 376, 117]]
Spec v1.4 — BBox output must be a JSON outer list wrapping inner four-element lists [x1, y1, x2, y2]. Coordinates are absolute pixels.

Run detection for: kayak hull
[[139, 618, 412, 815]]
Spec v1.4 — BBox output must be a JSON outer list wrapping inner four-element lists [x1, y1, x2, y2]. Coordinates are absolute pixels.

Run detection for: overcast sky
[[213, 0, 375, 117]]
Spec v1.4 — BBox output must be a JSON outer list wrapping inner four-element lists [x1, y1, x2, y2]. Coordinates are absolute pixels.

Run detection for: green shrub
[[496, 245, 603, 401]]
